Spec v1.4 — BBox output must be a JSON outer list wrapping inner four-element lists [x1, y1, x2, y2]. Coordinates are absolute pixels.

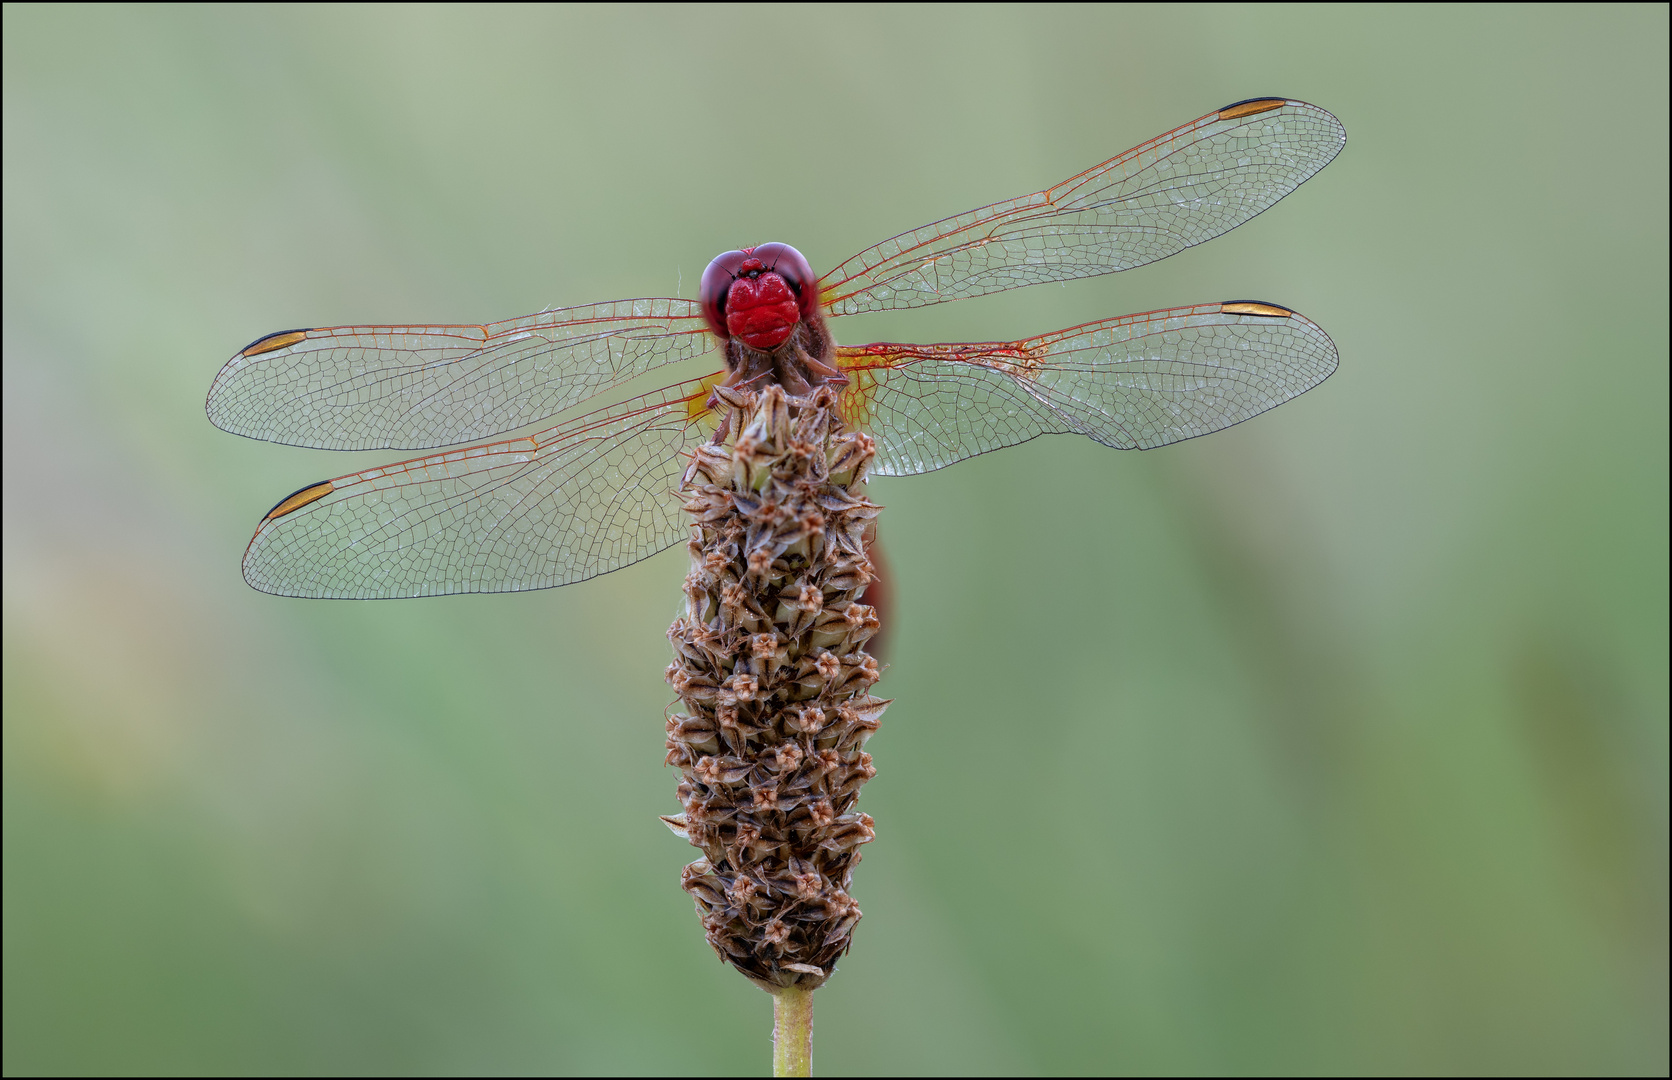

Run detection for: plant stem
[[772, 986, 814, 1077]]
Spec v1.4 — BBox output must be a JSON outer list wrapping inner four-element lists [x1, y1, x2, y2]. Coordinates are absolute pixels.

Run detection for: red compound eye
[[699, 243, 817, 341], [700, 250, 751, 340]]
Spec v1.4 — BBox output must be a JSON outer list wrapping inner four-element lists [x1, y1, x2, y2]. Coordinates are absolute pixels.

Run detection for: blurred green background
[[3, 5, 1666, 1075]]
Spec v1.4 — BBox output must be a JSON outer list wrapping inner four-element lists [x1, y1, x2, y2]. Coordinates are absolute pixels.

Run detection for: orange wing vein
[[207, 299, 712, 451], [241, 374, 723, 598], [819, 99, 1344, 316], [837, 302, 1337, 475]]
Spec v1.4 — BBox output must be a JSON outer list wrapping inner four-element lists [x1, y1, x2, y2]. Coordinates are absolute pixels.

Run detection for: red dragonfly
[[209, 97, 1343, 599]]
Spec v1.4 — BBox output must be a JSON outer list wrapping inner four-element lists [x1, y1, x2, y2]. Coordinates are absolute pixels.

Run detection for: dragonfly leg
[[800, 350, 849, 391]]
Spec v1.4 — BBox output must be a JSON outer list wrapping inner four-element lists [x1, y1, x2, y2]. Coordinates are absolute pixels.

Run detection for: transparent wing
[[836, 302, 1337, 475], [241, 374, 724, 598], [207, 299, 713, 451], [819, 99, 1344, 316]]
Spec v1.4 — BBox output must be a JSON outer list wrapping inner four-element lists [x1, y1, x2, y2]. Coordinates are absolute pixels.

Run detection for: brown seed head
[[663, 384, 889, 991]]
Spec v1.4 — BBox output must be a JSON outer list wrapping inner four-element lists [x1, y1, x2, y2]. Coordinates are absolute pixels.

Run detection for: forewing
[[242, 375, 723, 598], [208, 299, 713, 450], [820, 99, 1344, 315], [837, 303, 1337, 475]]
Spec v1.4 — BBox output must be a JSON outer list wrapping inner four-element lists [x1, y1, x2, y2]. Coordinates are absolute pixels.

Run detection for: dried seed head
[[664, 384, 889, 991]]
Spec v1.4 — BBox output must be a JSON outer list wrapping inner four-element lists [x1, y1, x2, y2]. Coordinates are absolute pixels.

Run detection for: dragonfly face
[[701, 242, 817, 351], [209, 97, 1346, 599]]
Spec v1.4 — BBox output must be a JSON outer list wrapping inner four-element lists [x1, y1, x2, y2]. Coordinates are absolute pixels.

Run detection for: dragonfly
[[208, 97, 1344, 600]]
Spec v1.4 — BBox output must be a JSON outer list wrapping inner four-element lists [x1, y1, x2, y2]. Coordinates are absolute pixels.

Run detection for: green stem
[[772, 986, 814, 1076]]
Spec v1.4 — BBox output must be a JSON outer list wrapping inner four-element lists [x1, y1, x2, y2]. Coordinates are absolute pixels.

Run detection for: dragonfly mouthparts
[[725, 272, 801, 350]]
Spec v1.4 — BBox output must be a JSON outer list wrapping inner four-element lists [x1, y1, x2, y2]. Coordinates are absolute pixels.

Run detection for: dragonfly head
[[700, 242, 817, 351]]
